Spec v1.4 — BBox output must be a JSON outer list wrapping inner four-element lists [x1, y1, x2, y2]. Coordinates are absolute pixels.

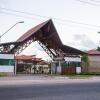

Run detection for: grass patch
[[48, 72, 100, 79], [48, 74, 91, 79], [78, 72, 100, 76], [0, 72, 7, 77], [68, 75, 91, 79]]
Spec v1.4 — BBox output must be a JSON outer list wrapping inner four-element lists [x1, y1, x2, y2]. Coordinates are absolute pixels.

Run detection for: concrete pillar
[[50, 62, 53, 75], [57, 61, 61, 73], [14, 60, 17, 75]]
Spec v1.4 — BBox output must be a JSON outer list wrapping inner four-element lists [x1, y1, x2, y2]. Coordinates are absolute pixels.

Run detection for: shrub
[[77, 72, 100, 75], [0, 72, 7, 77]]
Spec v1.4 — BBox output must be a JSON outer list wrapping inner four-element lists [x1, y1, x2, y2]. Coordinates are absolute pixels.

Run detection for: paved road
[[0, 76, 100, 100]]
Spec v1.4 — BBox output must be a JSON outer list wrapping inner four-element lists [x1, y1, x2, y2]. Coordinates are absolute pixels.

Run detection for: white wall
[[0, 54, 14, 59], [57, 61, 61, 73], [0, 66, 14, 72], [0, 54, 15, 73], [76, 67, 81, 73], [57, 66, 61, 73]]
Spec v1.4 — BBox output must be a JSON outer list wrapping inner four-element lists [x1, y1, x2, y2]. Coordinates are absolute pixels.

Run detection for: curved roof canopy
[[0, 19, 86, 56]]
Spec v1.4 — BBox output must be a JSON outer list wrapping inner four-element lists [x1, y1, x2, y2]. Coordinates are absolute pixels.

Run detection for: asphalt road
[[0, 82, 100, 100]]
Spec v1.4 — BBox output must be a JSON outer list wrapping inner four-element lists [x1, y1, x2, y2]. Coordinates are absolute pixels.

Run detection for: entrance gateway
[[64, 56, 81, 74], [52, 56, 81, 75], [0, 19, 86, 75]]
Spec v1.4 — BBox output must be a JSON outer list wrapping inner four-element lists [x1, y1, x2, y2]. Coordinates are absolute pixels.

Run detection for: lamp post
[[0, 21, 24, 43]]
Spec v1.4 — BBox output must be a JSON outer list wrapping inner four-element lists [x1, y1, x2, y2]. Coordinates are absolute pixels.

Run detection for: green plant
[[77, 72, 100, 75], [81, 54, 89, 65], [0, 72, 7, 77], [97, 46, 100, 51]]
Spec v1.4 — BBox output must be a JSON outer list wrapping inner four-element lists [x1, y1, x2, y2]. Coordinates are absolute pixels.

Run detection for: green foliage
[[0, 72, 7, 77], [97, 46, 100, 51], [81, 54, 89, 64], [78, 72, 100, 75]]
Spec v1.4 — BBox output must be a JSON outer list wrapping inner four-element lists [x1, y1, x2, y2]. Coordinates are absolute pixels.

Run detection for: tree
[[97, 46, 100, 51], [81, 54, 89, 73], [81, 54, 89, 64]]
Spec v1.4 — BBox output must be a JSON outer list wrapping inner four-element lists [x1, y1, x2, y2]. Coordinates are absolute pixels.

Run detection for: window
[[0, 59, 14, 66], [76, 62, 81, 67], [61, 62, 68, 67]]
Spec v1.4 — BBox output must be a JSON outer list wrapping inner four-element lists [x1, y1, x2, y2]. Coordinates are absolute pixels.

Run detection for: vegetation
[[81, 54, 89, 65], [97, 46, 100, 51], [69, 75, 91, 79], [0, 72, 7, 77], [78, 72, 100, 75]]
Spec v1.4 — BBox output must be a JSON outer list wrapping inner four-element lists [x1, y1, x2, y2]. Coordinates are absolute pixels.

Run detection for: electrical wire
[[75, 0, 100, 6], [89, 0, 100, 4], [0, 11, 43, 21], [0, 7, 50, 19], [1, 11, 98, 31], [0, 7, 100, 28]]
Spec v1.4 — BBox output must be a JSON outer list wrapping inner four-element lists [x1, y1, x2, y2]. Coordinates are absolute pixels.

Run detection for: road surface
[[0, 75, 100, 100]]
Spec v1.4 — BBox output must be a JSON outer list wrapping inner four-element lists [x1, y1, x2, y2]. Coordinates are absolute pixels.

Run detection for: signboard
[[64, 57, 81, 62], [53, 57, 64, 61]]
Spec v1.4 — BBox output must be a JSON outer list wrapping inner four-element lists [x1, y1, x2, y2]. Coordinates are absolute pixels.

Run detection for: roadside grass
[[48, 73, 92, 79], [68, 75, 91, 79], [51, 72, 100, 79], [0, 72, 7, 77]]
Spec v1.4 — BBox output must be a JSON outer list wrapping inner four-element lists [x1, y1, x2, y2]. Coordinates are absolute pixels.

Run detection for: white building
[[0, 54, 15, 75]]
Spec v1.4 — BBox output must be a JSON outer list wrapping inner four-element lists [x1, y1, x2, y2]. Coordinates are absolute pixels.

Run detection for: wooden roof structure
[[0, 19, 85, 58]]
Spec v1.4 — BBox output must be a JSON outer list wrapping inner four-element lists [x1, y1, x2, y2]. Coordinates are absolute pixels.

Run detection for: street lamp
[[0, 21, 24, 42]]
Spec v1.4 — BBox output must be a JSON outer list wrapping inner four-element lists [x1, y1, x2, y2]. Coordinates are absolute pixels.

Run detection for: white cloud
[[36, 51, 51, 61], [20, 42, 51, 61], [68, 34, 97, 50]]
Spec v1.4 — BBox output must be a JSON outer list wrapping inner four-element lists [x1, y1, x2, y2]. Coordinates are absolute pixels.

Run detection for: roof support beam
[[13, 37, 36, 55], [37, 40, 56, 59]]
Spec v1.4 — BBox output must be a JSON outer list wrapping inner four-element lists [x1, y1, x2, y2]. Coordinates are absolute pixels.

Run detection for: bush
[[0, 72, 7, 77], [77, 72, 100, 75]]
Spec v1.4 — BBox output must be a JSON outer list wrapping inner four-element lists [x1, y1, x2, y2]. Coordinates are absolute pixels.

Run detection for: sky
[[0, 0, 100, 60]]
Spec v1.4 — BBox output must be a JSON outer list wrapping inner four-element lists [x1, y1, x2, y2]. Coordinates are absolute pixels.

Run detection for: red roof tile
[[15, 55, 42, 62], [32, 58, 41, 62], [88, 49, 100, 55], [15, 55, 36, 60], [38, 60, 49, 65], [17, 20, 50, 42]]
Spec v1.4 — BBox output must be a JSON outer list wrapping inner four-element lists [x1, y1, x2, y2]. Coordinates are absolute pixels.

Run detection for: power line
[[53, 17, 100, 28], [1, 11, 98, 30], [75, 0, 100, 7], [0, 7, 50, 19], [54, 20, 100, 30], [89, 0, 100, 4], [0, 11, 43, 21], [0, 7, 100, 28]]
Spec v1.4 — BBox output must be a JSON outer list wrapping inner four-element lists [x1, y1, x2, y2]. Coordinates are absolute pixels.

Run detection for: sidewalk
[[0, 75, 100, 86]]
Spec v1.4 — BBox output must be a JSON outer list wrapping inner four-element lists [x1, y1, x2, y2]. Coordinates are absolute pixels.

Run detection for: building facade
[[0, 54, 15, 75], [15, 55, 49, 74], [87, 49, 100, 73], [51, 56, 81, 75]]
